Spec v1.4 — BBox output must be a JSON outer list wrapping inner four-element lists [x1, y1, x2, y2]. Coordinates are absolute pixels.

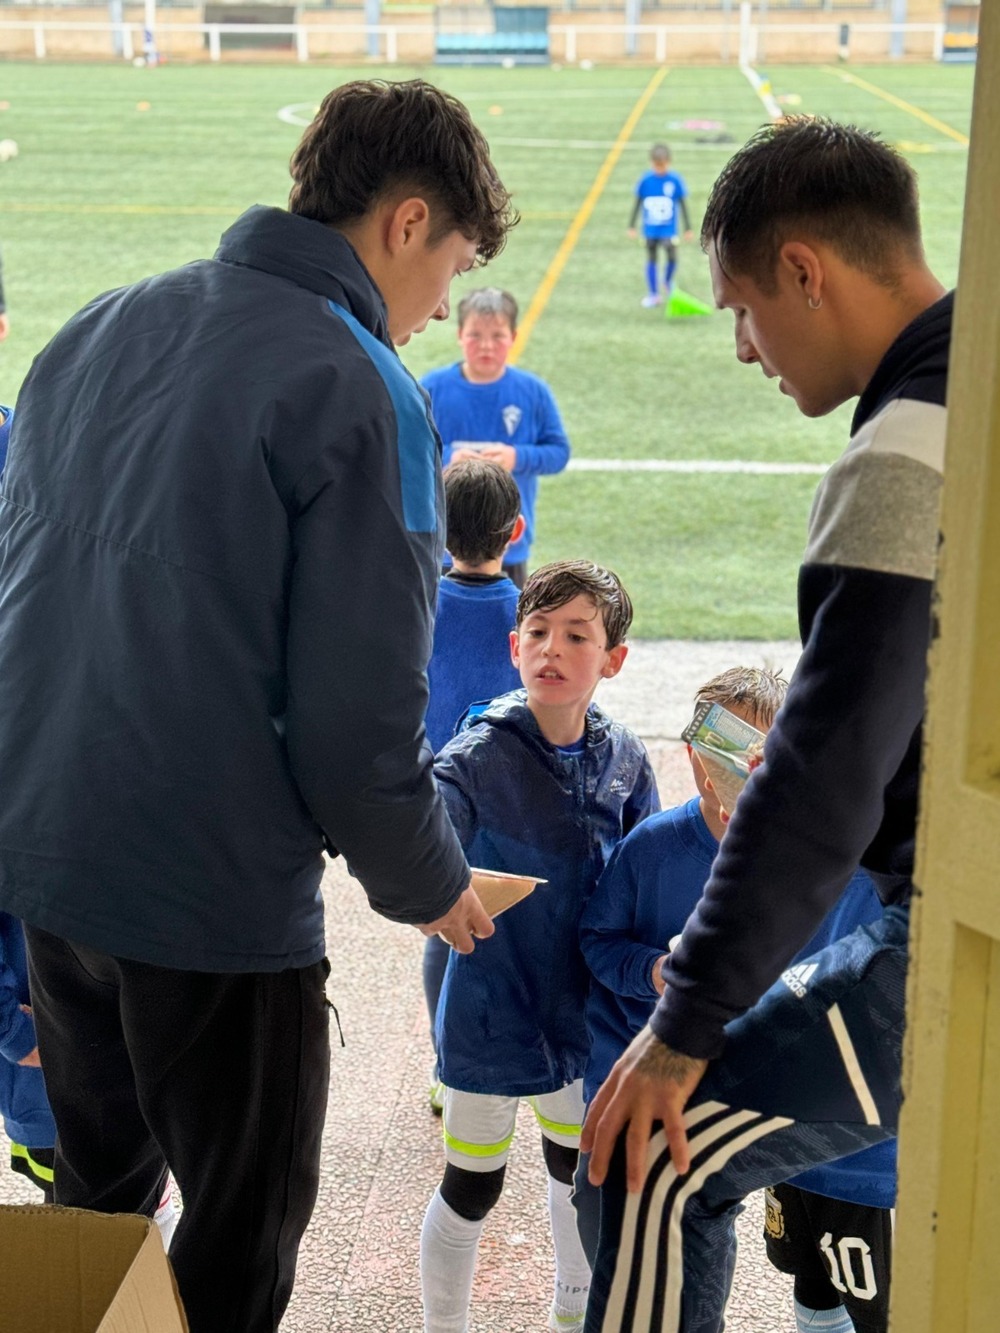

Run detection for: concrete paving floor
[[0, 639, 805, 1332]]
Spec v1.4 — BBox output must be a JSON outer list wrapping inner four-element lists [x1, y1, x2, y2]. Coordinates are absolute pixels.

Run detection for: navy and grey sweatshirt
[[0, 206, 470, 972], [653, 292, 952, 1060]]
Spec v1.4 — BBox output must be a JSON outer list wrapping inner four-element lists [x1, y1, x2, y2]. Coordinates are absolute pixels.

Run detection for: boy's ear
[[387, 195, 432, 256], [601, 643, 628, 680], [509, 628, 520, 667], [506, 514, 527, 549]]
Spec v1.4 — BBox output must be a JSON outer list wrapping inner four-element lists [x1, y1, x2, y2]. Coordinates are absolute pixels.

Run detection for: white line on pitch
[[568, 459, 829, 475]]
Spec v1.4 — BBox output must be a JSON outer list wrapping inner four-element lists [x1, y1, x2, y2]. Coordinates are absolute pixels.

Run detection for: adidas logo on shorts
[[780, 962, 818, 998]]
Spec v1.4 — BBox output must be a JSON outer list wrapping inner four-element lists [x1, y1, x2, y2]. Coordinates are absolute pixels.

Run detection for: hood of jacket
[[457, 688, 615, 758], [216, 205, 391, 345]]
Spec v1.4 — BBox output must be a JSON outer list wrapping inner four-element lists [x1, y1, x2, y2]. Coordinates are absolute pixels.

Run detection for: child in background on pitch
[[421, 561, 659, 1333], [422, 457, 525, 1111], [628, 142, 693, 308], [421, 288, 570, 587]]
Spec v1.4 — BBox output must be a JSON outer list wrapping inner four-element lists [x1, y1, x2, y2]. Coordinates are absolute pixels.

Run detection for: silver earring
[[807, 295, 822, 311]]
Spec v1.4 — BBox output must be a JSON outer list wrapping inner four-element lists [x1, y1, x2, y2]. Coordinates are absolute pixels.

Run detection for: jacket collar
[[214, 205, 391, 344], [852, 289, 953, 435], [474, 690, 614, 751]]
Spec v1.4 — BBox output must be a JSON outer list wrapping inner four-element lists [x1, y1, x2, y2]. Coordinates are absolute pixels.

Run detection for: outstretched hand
[[420, 883, 494, 954], [581, 1025, 708, 1189]]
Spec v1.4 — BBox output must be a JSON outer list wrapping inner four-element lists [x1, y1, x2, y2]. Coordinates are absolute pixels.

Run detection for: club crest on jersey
[[764, 1188, 785, 1240], [780, 962, 818, 998], [502, 405, 522, 437]]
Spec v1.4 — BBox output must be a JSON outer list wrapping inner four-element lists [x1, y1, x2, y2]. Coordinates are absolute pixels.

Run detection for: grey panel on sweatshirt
[[805, 398, 945, 581]]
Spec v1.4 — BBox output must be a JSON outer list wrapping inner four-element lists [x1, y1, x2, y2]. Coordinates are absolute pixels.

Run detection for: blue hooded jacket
[[434, 692, 659, 1097], [0, 912, 55, 1148]]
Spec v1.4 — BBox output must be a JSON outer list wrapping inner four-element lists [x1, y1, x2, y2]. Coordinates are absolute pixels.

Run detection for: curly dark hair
[[516, 560, 633, 649], [701, 117, 923, 293], [289, 79, 517, 263]]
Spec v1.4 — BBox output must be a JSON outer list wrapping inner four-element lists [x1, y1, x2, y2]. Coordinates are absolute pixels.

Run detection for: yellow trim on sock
[[530, 1103, 582, 1138], [10, 1142, 54, 1183], [443, 1128, 514, 1159]]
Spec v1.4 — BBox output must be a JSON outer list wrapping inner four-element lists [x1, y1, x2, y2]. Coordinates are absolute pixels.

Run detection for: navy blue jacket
[[581, 797, 717, 1104], [0, 206, 470, 971], [582, 794, 894, 1206], [434, 692, 659, 1096], [655, 293, 951, 1058]]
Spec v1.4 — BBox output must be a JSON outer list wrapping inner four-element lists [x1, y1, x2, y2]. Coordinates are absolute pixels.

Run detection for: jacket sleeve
[[652, 426, 943, 1059], [0, 963, 35, 1065], [513, 384, 570, 477], [623, 747, 660, 834], [580, 841, 663, 1002], [432, 745, 479, 854], [283, 411, 470, 928], [651, 565, 932, 1060]]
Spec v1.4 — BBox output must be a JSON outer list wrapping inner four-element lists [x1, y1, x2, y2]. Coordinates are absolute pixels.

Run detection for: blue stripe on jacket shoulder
[[327, 300, 437, 533]]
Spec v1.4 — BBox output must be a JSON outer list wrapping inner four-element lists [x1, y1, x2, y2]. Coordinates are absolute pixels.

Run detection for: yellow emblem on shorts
[[764, 1187, 785, 1240]]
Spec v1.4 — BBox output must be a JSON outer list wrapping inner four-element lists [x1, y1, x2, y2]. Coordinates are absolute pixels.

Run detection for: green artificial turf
[[0, 59, 973, 635]]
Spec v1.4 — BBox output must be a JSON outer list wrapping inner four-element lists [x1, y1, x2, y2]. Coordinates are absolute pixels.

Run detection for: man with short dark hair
[[0, 79, 513, 1333], [582, 118, 950, 1333]]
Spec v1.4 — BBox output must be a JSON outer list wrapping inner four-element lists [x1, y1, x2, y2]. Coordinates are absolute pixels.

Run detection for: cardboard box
[[0, 1204, 189, 1332]]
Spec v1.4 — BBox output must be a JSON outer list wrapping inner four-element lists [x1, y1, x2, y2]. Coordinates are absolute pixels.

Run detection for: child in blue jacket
[[420, 560, 659, 1333], [579, 666, 894, 1333], [423, 457, 525, 1109], [0, 911, 56, 1199]]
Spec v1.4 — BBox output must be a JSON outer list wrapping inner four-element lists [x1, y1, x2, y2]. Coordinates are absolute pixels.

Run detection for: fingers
[[468, 898, 495, 942], [664, 1112, 692, 1177], [581, 1078, 622, 1185], [625, 1104, 655, 1192], [419, 885, 496, 954], [441, 923, 476, 954]]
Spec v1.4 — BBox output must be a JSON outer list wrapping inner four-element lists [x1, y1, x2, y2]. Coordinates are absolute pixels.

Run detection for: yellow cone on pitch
[[666, 288, 712, 318]]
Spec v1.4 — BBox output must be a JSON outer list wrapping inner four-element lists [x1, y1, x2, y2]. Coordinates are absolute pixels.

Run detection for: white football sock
[[548, 1174, 591, 1327], [420, 1188, 485, 1333]]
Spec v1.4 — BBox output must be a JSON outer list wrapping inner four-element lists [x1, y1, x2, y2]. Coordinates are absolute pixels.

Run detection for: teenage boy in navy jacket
[[0, 80, 515, 1333]]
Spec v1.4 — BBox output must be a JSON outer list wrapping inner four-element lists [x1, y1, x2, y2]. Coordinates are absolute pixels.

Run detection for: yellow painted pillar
[[892, 5, 1000, 1329]]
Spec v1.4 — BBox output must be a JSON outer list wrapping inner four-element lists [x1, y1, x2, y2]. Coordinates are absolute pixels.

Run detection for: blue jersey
[[420, 364, 570, 566], [425, 574, 521, 754], [635, 170, 687, 240]]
